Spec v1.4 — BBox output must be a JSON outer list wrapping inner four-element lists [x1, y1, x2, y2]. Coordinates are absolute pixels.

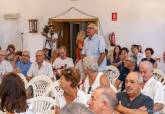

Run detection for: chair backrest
[[27, 96, 55, 114], [103, 65, 120, 85], [26, 75, 53, 97], [153, 69, 165, 113], [44, 80, 62, 98], [153, 68, 165, 86]]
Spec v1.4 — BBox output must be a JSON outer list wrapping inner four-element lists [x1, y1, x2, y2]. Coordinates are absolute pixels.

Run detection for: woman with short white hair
[[82, 56, 114, 94]]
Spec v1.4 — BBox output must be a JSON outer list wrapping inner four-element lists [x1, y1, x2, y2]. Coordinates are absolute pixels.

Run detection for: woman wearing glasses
[[55, 68, 87, 114]]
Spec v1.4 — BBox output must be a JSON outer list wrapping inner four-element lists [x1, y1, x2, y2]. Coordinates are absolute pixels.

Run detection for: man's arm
[[114, 79, 121, 90], [116, 102, 149, 114], [98, 52, 106, 66], [100, 74, 110, 87]]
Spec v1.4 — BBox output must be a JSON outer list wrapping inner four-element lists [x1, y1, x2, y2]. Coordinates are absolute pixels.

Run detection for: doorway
[[49, 18, 98, 62]]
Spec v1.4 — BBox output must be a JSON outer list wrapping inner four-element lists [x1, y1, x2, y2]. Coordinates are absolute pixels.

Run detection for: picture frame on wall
[[28, 19, 38, 33]]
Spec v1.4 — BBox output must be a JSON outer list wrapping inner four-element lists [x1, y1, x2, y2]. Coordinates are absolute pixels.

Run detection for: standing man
[[82, 23, 107, 71], [139, 61, 164, 114]]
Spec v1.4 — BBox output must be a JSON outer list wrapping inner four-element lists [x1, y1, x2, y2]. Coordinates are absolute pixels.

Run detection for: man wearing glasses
[[82, 23, 107, 71], [16, 50, 32, 76]]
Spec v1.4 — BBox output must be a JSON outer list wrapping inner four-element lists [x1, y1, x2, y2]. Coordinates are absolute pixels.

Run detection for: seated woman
[[55, 68, 87, 114], [111, 45, 121, 67], [141, 47, 157, 68], [0, 72, 35, 114], [82, 56, 116, 94]]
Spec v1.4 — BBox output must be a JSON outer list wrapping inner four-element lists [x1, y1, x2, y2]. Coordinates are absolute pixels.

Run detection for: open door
[[49, 18, 98, 62]]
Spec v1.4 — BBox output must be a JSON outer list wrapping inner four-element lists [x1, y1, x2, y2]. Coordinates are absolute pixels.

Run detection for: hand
[[138, 106, 147, 111], [116, 101, 124, 112]]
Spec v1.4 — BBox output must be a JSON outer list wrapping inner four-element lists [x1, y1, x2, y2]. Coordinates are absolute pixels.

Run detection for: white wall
[[0, 0, 165, 60]]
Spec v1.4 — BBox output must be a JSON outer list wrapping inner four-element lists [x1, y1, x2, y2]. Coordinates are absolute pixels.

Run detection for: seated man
[[115, 56, 139, 91], [88, 87, 118, 114], [0, 50, 13, 74], [27, 50, 54, 80], [140, 61, 165, 114], [16, 50, 32, 76], [53, 46, 74, 79], [116, 72, 153, 114]]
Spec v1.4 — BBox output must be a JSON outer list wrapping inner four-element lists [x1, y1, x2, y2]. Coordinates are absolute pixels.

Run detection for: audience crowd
[[0, 23, 165, 114]]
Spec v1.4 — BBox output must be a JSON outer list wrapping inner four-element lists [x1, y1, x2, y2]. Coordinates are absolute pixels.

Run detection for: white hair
[[61, 103, 94, 114], [83, 56, 98, 72], [139, 61, 153, 72]]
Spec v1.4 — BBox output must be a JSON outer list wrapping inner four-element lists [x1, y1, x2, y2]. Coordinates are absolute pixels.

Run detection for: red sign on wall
[[112, 12, 117, 21]]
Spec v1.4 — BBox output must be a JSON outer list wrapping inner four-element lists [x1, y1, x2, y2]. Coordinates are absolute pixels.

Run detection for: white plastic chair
[[153, 68, 165, 86], [44, 80, 62, 98], [26, 75, 53, 97], [27, 96, 56, 114], [153, 69, 165, 113], [103, 65, 120, 85]]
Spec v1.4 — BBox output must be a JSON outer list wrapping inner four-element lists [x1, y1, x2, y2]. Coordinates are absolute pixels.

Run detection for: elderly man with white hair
[[16, 50, 32, 76], [82, 56, 116, 95], [139, 61, 165, 114], [81, 23, 107, 71], [0, 50, 13, 75]]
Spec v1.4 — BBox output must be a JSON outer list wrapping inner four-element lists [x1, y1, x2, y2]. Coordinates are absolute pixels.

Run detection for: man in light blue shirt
[[16, 50, 32, 76], [82, 23, 107, 71]]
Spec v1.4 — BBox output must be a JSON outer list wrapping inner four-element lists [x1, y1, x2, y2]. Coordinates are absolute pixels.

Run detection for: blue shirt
[[16, 61, 32, 76], [82, 34, 107, 71]]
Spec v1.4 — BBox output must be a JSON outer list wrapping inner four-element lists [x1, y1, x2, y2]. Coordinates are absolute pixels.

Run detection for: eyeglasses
[[87, 27, 94, 30], [22, 54, 29, 57]]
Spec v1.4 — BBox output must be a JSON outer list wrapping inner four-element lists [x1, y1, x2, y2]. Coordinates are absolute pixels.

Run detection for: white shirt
[[83, 72, 117, 94], [158, 59, 165, 73], [136, 52, 145, 65], [53, 57, 74, 69], [27, 61, 54, 77], [141, 77, 165, 114], [45, 32, 58, 50], [55, 89, 87, 109], [0, 60, 13, 73]]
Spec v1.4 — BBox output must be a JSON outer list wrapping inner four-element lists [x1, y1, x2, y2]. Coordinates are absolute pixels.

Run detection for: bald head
[[88, 87, 118, 114], [97, 87, 118, 108], [61, 103, 94, 114], [35, 50, 45, 63]]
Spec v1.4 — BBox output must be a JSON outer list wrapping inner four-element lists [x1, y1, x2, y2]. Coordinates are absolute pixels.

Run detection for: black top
[[141, 58, 156, 65], [117, 92, 154, 114], [117, 65, 139, 91]]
